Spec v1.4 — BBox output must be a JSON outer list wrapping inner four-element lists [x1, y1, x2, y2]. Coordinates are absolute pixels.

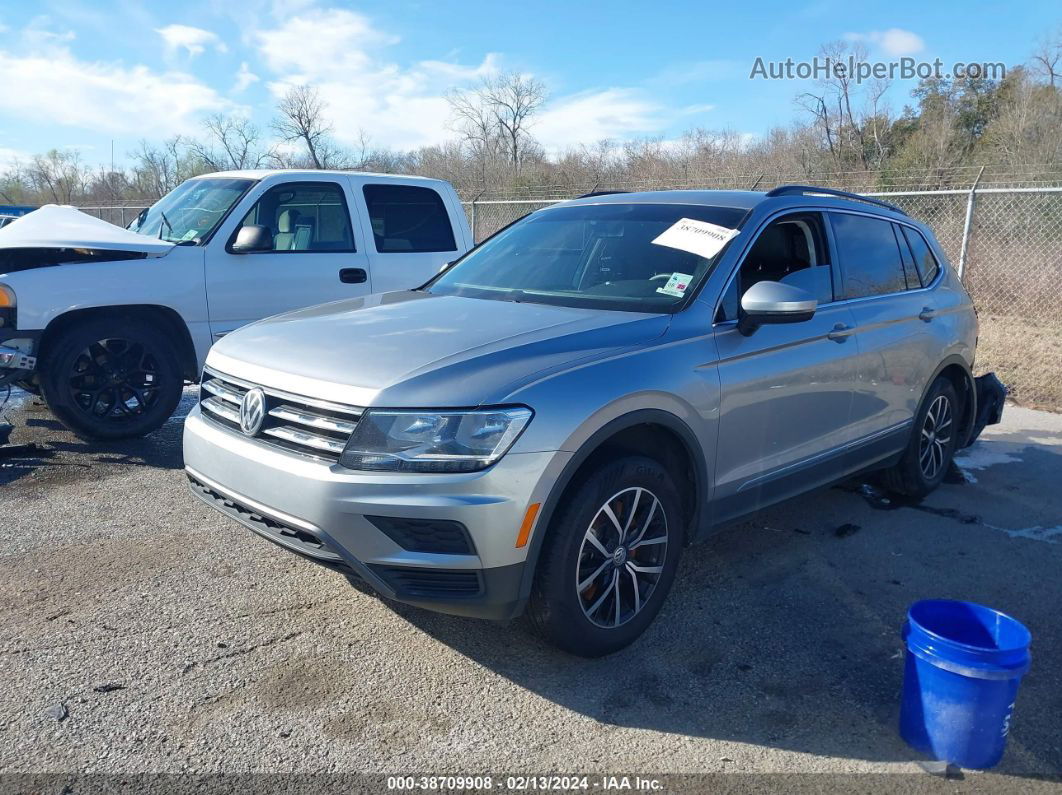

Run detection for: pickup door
[[203, 176, 462, 340]]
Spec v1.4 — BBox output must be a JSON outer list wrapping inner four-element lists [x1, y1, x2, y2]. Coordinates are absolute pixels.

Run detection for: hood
[[208, 291, 669, 407], [0, 204, 175, 258]]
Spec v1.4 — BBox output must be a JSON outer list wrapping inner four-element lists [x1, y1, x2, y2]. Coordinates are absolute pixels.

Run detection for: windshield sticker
[[652, 218, 738, 260], [656, 272, 693, 298], [181, 229, 198, 241]]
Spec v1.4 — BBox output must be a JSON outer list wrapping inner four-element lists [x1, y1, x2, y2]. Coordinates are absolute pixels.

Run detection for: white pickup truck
[[0, 170, 472, 440]]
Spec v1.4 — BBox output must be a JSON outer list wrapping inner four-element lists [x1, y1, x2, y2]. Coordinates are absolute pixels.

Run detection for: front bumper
[[183, 408, 570, 620]]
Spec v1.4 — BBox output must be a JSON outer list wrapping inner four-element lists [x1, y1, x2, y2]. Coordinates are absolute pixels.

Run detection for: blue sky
[[0, 0, 1055, 168]]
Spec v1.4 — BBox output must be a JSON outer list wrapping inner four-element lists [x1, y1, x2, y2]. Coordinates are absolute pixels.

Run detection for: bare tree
[[26, 149, 90, 204], [483, 72, 547, 172], [447, 86, 505, 182], [188, 114, 274, 171], [796, 41, 886, 170], [448, 72, 547, 176], [273, 84, 334, 169], [1032, 28, 1062, 87], [129, 137, 207, 200]]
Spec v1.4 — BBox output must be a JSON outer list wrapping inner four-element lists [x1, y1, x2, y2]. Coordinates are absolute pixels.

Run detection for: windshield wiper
[[130, 206, 148, 232], [158, 210, 173, 241]]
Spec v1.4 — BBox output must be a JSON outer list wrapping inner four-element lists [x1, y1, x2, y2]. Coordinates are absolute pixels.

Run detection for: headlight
[[339, 407, 533, 473]]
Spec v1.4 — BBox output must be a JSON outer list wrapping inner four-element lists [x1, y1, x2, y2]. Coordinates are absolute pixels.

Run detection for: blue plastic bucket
[[900, 599, 1031, 769]]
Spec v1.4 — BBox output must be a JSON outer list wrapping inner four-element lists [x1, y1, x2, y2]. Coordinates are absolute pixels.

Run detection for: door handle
[[827, 323, 855, 343], [339, 268, 367, 284], [918, 306, 937, 322]]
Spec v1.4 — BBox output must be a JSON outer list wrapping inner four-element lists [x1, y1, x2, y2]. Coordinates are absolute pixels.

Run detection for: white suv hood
[[0, 205, 175, 255]]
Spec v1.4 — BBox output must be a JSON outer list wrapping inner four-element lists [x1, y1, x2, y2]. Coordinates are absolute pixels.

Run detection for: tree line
[[2, 34, 1060, 208]]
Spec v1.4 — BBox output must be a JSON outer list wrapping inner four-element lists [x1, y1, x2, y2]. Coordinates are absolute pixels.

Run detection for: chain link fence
[[462, 186, 1062, 410], [72, 181, 1061, 410]]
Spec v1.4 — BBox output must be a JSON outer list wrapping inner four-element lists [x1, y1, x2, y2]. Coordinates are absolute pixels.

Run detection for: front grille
[[367, 516, 477, 555], [188, 473, 351, 573], [369, 565, 483, 599], [199, 368, 362, 462]]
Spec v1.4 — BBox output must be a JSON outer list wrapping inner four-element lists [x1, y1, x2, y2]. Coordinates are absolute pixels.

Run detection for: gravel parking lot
[[1, 388, 1060, 788]]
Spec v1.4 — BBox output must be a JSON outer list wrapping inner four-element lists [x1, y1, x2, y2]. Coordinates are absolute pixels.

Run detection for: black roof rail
[[577, 190, 630, 198], [765, 184, 907, 216]]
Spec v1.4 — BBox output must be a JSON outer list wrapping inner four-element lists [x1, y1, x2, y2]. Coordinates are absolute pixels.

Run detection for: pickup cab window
[[363, 184, 457, 253], [235, 182, 356, 252]]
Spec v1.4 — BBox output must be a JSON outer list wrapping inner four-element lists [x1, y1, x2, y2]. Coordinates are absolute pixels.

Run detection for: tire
[[528, 455, 684, 657], [882, 376, 960, 499], [39, 316, 184, 441]]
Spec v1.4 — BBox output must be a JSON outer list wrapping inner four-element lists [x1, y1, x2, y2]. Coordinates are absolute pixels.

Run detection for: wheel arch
[[516, 408, 708, 605], [39, 304, 198, 382], [922, 355, 977, 448]]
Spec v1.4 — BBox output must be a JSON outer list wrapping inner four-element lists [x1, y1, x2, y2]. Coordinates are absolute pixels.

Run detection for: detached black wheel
[[882, 376, 960, 499], [40, 317, 184, 441], [528, 455, 683, 657]]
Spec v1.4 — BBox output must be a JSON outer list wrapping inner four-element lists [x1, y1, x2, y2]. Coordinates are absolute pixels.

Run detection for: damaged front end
[[966, 372, 1006, 446], [0, 246, 149, 274]]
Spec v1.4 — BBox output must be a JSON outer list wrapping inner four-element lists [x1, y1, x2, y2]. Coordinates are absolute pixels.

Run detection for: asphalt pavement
[[1, 388, 1060, 790]]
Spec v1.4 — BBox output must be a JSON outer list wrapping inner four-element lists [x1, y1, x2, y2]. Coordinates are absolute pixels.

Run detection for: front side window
[[428, 203, 747, 312], [363, 184, 457, 253], [129, 178, 253, 244], [830, 212, 908, 299], [234, 182, 355, 253], [901, 226, 941, 286], [717, 212, 833, 322]]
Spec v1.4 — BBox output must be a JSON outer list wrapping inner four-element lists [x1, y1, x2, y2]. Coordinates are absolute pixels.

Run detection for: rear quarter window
[[901, 226, 942, 286], [363, 184, 457, 253]]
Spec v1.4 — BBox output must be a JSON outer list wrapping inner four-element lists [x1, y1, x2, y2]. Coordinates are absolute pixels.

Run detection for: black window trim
[[362, 183, 458, 255], [898, 223, 943, 289], [225, 179, 358, 255], [711, 207, 839, 327]]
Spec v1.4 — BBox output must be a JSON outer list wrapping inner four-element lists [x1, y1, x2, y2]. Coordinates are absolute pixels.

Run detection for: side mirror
[[738, 280, 817, 336], [231, 224, 273, 253]]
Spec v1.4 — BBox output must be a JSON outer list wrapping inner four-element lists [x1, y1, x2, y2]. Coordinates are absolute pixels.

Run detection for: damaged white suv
[[0, 170, 471, 439]]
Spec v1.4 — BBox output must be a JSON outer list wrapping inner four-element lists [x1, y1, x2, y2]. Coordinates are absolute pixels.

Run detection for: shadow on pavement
[[0, 390, 194, 485], [385, 450, 1062, 776]]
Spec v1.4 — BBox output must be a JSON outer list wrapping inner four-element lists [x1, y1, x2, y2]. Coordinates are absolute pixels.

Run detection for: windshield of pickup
[[428, 202, 748, 311], [128, 177, 253, 243]]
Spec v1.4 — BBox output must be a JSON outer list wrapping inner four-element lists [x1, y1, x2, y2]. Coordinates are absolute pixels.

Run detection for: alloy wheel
[[919, 394, 953, 480], [68, 337, 164, 421], [576, 486, 669, 629]]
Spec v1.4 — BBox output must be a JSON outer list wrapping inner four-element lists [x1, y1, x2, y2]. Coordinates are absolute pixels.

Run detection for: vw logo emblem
[[239, 387, 266, 436]]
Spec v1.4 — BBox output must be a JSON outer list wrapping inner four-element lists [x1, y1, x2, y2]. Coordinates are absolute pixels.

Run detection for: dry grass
[[976, 314, 1062, 411]]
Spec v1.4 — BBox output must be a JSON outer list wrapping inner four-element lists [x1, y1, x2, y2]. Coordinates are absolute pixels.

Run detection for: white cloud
[[534, 89, 669, 151], [845, 28, 925, 57], [254, 7, 677, 152], [156, 24, 227, 57], [0, 47, 227, 136], [0, 146, 28, 170], [233, 61, 259, 92], [255, 8, 498, 150]]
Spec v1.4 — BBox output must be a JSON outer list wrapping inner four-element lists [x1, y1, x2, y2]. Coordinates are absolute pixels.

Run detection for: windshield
[[428, 203, 748, 312], [128, 177, 253, 243]]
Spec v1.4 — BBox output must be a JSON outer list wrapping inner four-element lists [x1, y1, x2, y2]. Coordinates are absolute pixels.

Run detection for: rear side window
[[830, 212, 907, 299], [901, 226, 941, 286], [363, 184, 457, 253]]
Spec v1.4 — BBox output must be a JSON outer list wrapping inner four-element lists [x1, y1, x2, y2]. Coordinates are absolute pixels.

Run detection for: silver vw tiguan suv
[[184, 186, 1003, 657]]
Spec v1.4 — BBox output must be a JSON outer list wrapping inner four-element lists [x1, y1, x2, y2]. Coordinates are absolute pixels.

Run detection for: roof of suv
[[557, 186, 909, 219]]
